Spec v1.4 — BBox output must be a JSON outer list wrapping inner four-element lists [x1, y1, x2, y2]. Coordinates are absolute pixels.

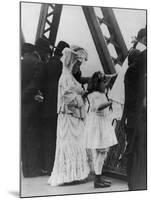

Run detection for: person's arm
[[104, 73, 117, 78], [104, 73, 117, 87], [97, 101, 112, 111], [80, 77, 90, 85], [73, 68, 90, 85], [22, 85, 37, 103]]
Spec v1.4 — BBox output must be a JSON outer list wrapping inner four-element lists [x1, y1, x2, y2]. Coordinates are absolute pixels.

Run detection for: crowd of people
[[21, 26, 147, 190]]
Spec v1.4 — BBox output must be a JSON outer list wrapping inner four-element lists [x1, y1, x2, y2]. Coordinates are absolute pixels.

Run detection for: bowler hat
[[21, 43, 35, 56], [54, 41, 70, 56], [35, 38, 52, 53]]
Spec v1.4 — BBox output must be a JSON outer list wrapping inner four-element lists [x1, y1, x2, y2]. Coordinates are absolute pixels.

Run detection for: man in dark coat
[[122, 27, 147, 190], [21, 38, 52, 177], [40, 41, 70, 174], [128, 27, 147, 190]]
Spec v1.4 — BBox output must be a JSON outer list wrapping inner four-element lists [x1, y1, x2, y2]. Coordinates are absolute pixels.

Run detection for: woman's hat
[[71, 45, 88, 62], [54, 41, 70, 56], [35, 38, 52, 53]]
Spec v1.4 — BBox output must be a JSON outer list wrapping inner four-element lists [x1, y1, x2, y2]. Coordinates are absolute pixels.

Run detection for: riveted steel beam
[[35, 4, 62, 48], [83, 6, 116, 74], [101, 8, 128, 63]]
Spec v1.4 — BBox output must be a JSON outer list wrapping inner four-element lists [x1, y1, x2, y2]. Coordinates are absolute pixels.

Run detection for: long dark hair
[[87, 71, 104, 94]]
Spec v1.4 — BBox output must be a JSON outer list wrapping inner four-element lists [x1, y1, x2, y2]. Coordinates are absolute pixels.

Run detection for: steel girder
[[35, 4, 62, 49], [83, 6, 116, 74], [101, 8, 128, 64]]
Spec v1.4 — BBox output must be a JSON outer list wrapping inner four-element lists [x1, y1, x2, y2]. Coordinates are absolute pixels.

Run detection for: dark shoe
[[94, 175, 111, 188], [94, 181, 111, 188], [40, 169, 48, 176], [100, 176, 112, 184]]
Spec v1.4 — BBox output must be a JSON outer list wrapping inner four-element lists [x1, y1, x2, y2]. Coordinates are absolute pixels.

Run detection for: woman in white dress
[[48, 46, 90, 186]]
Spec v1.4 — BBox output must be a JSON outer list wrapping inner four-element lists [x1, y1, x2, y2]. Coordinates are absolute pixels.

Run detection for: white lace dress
[[48, 69, 90, 186], [84, 92, 117, 149]]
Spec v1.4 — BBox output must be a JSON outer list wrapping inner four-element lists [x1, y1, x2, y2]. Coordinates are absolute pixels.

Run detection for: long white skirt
[[48, 113, 90, 186]]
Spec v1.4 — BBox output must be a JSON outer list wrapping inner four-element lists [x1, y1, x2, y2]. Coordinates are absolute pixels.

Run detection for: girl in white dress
[[48, 46, 90, 186], [84, 71, 117, 188]]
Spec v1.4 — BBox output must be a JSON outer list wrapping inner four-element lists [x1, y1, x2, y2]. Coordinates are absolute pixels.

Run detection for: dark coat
[[39, 55, 63, 173], [42, 56, 62, 118], [131, 49, 147, 190], [21, 52, 45, 118], [124, 49, 146, 140], [124, 49, 147, 190], [21, 52, 46, 177]]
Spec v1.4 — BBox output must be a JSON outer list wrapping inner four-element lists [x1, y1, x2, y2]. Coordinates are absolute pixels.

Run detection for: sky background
[[21, 3, 146, 76]]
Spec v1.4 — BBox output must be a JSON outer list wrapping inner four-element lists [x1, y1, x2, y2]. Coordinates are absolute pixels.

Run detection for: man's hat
[[54, 41, 70, 56], [21, 43, 35, 56], [35, 38, 52, 53], [137, 26, 147, 41]]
